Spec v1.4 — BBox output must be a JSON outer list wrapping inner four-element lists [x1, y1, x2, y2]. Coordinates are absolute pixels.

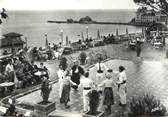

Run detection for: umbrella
[[116, 28, 119, 37], [66, 35, 69, 46], [45, 34, 48, 49], [126, 28, 128, 35], [97, 29, 100, 40], [81, 32, 84, 41]]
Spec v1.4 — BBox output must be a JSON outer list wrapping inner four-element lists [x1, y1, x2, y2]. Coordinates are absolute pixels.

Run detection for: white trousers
[[119, 84, 127, 104], [83, 89, 91, 111], [96, 73, 104, 83], [59, 79, 63, 98]]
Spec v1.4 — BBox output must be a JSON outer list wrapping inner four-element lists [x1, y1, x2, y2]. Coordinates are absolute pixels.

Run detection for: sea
[[1, 10, 142, 47]]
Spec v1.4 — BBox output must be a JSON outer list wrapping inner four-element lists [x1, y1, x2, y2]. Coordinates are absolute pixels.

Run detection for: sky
[[0, 0, 139, 10]]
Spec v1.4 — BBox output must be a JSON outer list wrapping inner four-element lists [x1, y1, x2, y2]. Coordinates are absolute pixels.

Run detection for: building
[[0, 32, 25, 55], [135, 8, 168, 25]]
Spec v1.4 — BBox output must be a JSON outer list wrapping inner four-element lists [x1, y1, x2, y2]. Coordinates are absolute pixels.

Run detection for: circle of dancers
[[57, 58, 127, 114]]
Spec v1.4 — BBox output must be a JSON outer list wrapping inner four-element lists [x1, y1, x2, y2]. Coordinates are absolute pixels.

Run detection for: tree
[[133, 0, 168, 16], [0, 8, 8, 24]]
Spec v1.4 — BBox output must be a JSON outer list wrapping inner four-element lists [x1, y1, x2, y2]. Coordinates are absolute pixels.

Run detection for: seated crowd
[[0, 49, 49, 96]]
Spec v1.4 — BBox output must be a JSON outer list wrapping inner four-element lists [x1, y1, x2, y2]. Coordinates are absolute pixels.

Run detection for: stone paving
[[16, 59, 168, 116]]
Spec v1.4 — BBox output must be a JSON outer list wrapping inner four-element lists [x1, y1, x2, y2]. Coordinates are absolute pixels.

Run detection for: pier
[[47, 20, 133, 26]]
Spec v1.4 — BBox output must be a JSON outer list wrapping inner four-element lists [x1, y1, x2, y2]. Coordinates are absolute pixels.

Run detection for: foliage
[[79, 16, 94, 23], [0, 8, 8, 24], [79, 52, 87, 65], [67, 19, 74, 23], [59, 57, 68, 71], [88, 90, 100, 115], [87, 50, 109, 66], [133, 0, 168, 16], [130, 93, 167, 117]]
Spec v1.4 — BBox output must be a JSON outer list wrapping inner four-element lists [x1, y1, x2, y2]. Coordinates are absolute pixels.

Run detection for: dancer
[[71, 60, 84, 91], [60, 71, 77, 108], [79, 71, 94, 112], [116, 66, 127, 107], [98, 69, 116, 114], [95, 57, 108, 82], [57, 64, 66, 99]]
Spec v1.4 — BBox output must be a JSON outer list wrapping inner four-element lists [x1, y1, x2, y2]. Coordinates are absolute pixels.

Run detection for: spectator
[[5, 59, 15, 82]]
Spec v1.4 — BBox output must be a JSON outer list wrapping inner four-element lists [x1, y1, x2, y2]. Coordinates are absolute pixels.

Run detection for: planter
[[33, 101, 56, 117], [82, 111, 105, 117]]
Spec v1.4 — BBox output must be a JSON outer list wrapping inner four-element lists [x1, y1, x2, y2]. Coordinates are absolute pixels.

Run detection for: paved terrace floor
[[16, 59, 168, 116]]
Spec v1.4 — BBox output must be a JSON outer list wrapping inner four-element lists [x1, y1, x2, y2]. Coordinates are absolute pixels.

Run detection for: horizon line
[[6, 9, 137, 11]]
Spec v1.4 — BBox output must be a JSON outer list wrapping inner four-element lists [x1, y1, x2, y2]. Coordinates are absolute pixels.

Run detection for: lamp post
[[60, 29, 63, 46], [45, 34, 48, 49], [86, 26, 88, 40]]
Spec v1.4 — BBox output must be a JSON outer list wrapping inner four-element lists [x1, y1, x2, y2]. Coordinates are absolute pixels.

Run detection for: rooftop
[[0, 37, 25, 47], [3, 32, 23, 37]]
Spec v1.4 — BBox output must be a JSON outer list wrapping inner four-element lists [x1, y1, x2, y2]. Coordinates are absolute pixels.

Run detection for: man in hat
[[71, 60, 84, 91]]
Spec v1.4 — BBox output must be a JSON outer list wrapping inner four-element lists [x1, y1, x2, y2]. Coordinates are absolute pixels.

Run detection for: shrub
[[129, 93, 167, 117], [79, 52, 87, 65]]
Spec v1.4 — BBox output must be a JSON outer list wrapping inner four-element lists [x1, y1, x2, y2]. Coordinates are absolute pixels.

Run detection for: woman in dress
[[98, 69, 116, 114], [60, 70, 77, 108]]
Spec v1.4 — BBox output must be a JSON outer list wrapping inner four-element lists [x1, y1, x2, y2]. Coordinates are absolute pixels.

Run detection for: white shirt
[[80, 76, 94, 88], [57, 69, 65, 84], [95, 62, 108, 72], [118, 71, 127, 84], [5, 64, 14, 73]]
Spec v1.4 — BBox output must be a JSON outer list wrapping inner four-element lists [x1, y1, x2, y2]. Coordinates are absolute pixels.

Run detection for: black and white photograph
[[0, 0, 168, 116]]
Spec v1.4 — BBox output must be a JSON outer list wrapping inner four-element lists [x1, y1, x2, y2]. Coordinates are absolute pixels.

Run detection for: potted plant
[[79, 52, 87, 65], [33, 77, 55, 117], [83, 90, 105, 117]]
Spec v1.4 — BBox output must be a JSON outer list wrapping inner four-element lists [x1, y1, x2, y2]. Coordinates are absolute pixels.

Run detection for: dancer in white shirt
[[79, 71, 94, 112], [116, 66, 127, 107], [57, 65, 66, 99]]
